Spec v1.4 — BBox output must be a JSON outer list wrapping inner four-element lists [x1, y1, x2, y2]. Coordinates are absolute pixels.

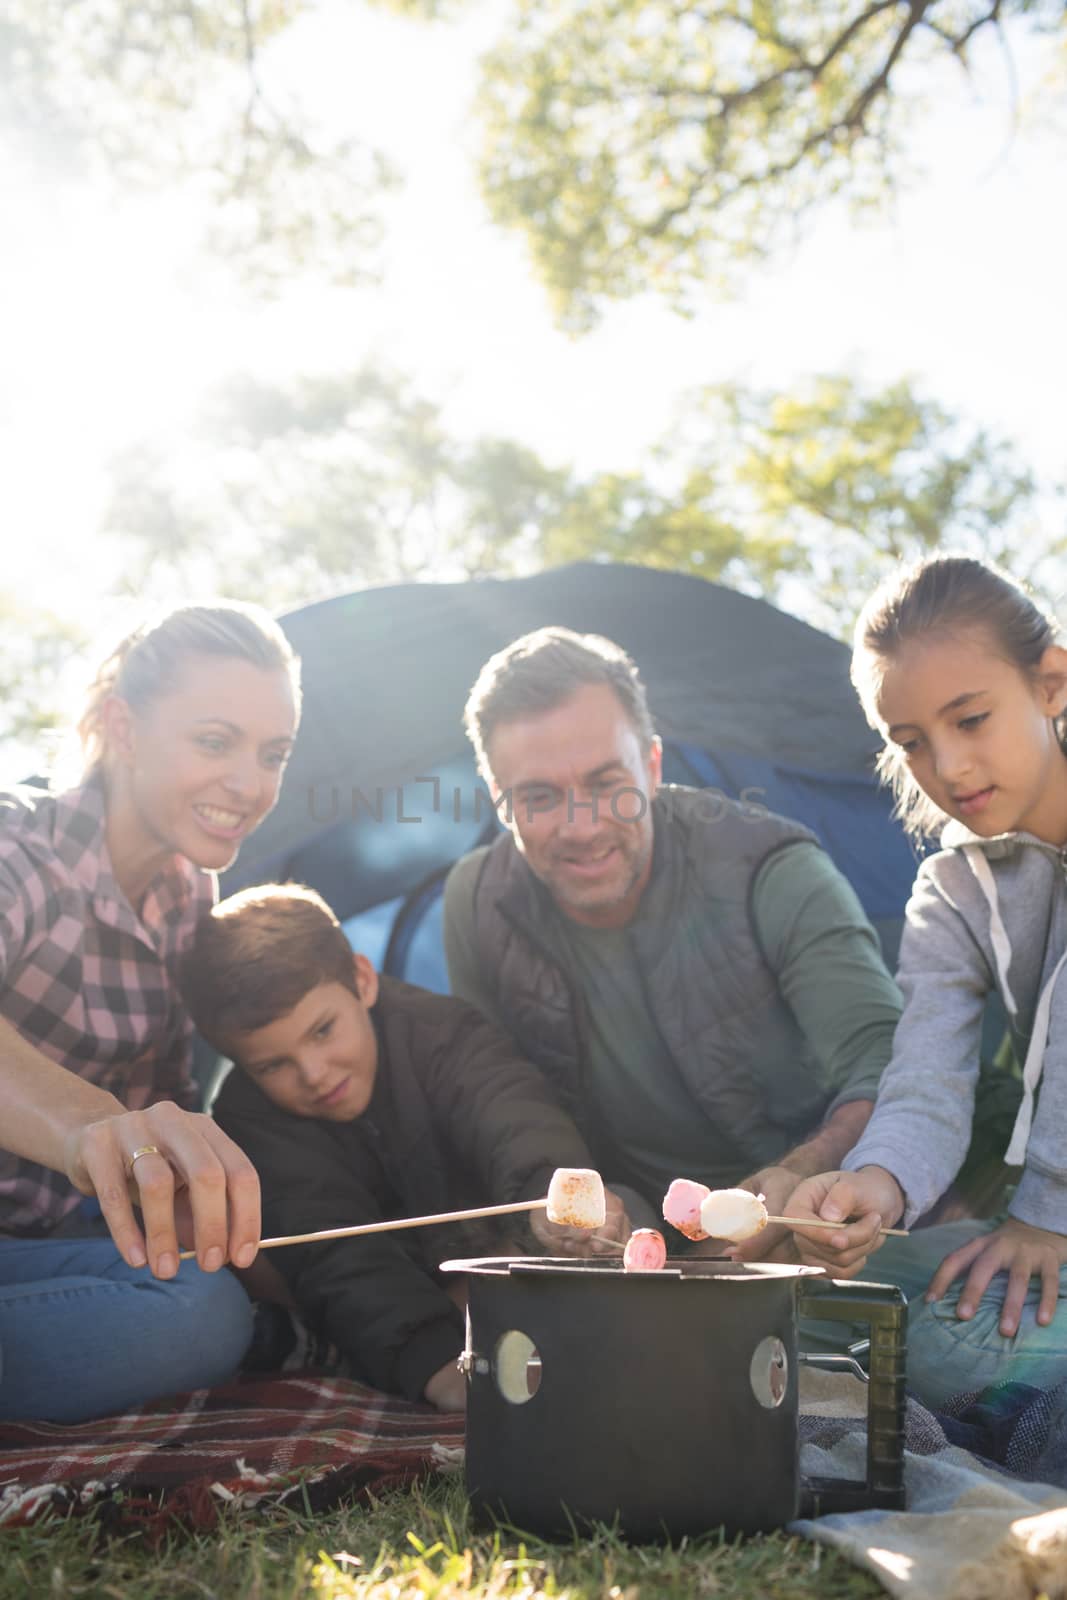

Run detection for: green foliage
[[0, 0, 396, 290], [553, 374, 1059, 633], [100, 366, 1057, 640], [476, 0, 1067, 327], [102, 368, 576, 608], [0, 591, 87, 763]]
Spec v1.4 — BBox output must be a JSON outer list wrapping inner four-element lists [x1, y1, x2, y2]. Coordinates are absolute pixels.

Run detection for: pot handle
[[795, 1278, 907, 1517]]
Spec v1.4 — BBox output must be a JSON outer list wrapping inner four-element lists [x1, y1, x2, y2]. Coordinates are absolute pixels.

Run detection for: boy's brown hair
[[181, 883, 360, 1054]]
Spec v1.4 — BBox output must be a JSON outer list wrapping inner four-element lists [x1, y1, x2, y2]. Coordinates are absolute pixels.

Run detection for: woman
[[0, 603, 300, 1422]]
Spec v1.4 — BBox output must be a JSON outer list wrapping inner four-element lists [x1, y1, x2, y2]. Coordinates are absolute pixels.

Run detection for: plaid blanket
[[793, 1379, 1067, 1600], [0, 1374, 464, 1538]]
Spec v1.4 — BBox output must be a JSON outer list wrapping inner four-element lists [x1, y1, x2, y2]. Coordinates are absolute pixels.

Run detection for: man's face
[[485, 682, 661, 928], [232, 956, 380, 1121]]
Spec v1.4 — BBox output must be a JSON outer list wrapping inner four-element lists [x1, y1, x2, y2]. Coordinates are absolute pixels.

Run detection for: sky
[[1, 1, 1064, 635]]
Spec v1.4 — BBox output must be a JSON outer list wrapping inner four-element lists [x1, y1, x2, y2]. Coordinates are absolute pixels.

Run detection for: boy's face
[[233, 955, 380, 1121]]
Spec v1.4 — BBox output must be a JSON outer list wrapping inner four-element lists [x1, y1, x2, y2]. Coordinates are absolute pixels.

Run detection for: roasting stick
[[178, 1197, 550, 1261], [768, 1214, 908, 1238]]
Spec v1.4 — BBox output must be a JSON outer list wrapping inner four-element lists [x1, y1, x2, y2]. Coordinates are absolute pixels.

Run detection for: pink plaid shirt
[[0, 775, 216, 1235]]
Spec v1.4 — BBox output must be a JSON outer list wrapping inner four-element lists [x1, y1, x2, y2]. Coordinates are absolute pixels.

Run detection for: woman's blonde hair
[[76, 602, 301, 776], [852, 555, 1064, 841]]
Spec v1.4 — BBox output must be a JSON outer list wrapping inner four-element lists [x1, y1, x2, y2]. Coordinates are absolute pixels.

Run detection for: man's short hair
[[464, 626, 657, 775], [181, 884, 358, 1054]]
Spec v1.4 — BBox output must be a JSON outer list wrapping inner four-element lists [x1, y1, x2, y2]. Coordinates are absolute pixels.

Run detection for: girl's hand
[[785, 1166, 905, 1277], [63, 1101, 261, 1280], [925, 1218, 1067, 1335]]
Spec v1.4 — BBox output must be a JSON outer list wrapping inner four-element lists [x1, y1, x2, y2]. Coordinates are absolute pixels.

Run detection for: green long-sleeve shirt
[[443, 840, 902, 1207]]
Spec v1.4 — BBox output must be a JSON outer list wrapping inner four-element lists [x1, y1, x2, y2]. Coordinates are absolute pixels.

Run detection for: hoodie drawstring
[[963, 843, 1067, 1167], [1006, 949, 1067, 1166], [963, 846, 1019, 1015]]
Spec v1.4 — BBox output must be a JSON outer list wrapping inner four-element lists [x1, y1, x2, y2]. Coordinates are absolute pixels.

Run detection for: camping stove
[[442, 1255, 906, 1541]]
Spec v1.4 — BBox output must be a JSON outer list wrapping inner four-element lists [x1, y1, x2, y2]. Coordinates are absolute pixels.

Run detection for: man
[[443, 627, 903, 1258]]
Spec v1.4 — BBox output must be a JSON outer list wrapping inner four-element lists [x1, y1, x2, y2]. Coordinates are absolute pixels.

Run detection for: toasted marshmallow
[[623, 1228, 667, 1272], [546, 1167, 606, 1229], [662, 1177, 712, 1241], [698, 1188, 768, 1243]]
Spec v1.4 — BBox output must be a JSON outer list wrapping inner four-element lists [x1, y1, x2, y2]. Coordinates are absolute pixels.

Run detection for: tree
[[0, 592, 88, 766], [101, 368, 576, 607], [101, 366, 1058, 636], [553, 374, 1063, 631], [0, 0, 394, 289], [475, 0, 1067, 327]]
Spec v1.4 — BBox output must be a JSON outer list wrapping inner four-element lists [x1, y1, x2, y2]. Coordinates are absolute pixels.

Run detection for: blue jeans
[[866, 1221, 1067, 1409], [0, 1236, 253, 1423]]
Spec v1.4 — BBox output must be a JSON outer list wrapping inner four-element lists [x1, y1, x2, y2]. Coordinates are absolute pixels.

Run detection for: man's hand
[[530, 1186, 631, 1258], [423, 1358, 467, 1412], [785, 1166, 904, 1277], [63, 1101, 261, 1281], [925, 1218, 1067, 1336]]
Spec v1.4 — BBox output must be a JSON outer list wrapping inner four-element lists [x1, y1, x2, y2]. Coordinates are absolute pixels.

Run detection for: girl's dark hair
[[852, 555, 1064, 841]]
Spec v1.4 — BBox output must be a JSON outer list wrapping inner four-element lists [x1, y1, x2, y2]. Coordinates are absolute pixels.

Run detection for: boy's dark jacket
[[212, 976, 592, 1401]]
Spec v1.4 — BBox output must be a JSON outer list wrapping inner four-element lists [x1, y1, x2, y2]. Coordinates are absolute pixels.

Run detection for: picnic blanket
[[0, 1373, 464, 1539], [5, 1366, 1067, 1597], [793, 1373, 1067, 1600]]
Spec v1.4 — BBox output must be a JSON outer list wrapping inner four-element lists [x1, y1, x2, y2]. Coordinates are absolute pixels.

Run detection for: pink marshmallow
[[662, 1177, 712, 1241], [623, 1229, 667, 1272]]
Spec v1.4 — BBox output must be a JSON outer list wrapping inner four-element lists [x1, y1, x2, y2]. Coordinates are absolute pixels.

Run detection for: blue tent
[[224, 563, 920, 984]]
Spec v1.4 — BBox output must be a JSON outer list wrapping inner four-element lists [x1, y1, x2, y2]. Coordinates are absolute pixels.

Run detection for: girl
[[789, 555, 1067, 1408], [0, 603, 300, 1422]]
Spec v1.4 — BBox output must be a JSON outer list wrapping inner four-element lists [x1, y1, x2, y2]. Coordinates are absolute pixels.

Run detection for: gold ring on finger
[[126, 1144, 163, 1177]]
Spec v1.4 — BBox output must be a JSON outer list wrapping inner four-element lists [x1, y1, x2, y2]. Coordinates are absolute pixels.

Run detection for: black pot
[[442, 1256, 906, 1541]]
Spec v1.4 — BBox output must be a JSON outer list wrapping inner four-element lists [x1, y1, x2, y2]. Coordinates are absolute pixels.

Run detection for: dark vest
[[471, 786, 828, 1170]]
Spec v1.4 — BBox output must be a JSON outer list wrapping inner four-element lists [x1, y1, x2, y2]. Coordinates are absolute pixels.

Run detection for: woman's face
[[111, 655, 299, 874]]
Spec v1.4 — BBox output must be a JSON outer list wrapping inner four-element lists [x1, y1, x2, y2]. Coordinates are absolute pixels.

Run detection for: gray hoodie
[[844, 820, 1067, 1231]]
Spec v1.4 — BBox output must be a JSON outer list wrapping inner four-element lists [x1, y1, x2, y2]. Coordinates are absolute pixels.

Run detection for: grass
[[0, 1476, 885, 1600]]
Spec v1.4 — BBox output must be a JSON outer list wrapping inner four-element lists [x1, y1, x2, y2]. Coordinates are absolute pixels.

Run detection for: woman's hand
[[530, 1186, 631, 1258], [785, 1165, 904, 1277], [925, 1217, 1067, 1335], [63, 1101, 261, 1280]]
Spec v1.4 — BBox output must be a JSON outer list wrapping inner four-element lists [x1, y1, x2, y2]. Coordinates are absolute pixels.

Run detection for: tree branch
[[839, 0, 935, 134]]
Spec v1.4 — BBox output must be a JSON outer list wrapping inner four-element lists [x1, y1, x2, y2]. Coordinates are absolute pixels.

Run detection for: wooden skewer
[[178, 1197, 550, 1261], [178, 1200, 905, 1262], [768, 1214, 908, 1238]]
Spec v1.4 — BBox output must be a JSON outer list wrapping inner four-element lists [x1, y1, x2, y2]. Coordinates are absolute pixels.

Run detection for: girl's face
[[875, 628, 1067, 845], [107, 654, 299, 878]]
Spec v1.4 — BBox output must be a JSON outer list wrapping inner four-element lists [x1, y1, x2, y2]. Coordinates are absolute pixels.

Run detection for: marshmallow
[[698, 1188, 768, 1243], [546, 1167, 606, 1229], [623, 1228, 667, 1272], [662, 1178, 712, 1241]]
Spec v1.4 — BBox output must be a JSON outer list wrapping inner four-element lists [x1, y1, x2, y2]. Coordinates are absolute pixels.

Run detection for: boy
[[180, 884, 612, 1410]]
